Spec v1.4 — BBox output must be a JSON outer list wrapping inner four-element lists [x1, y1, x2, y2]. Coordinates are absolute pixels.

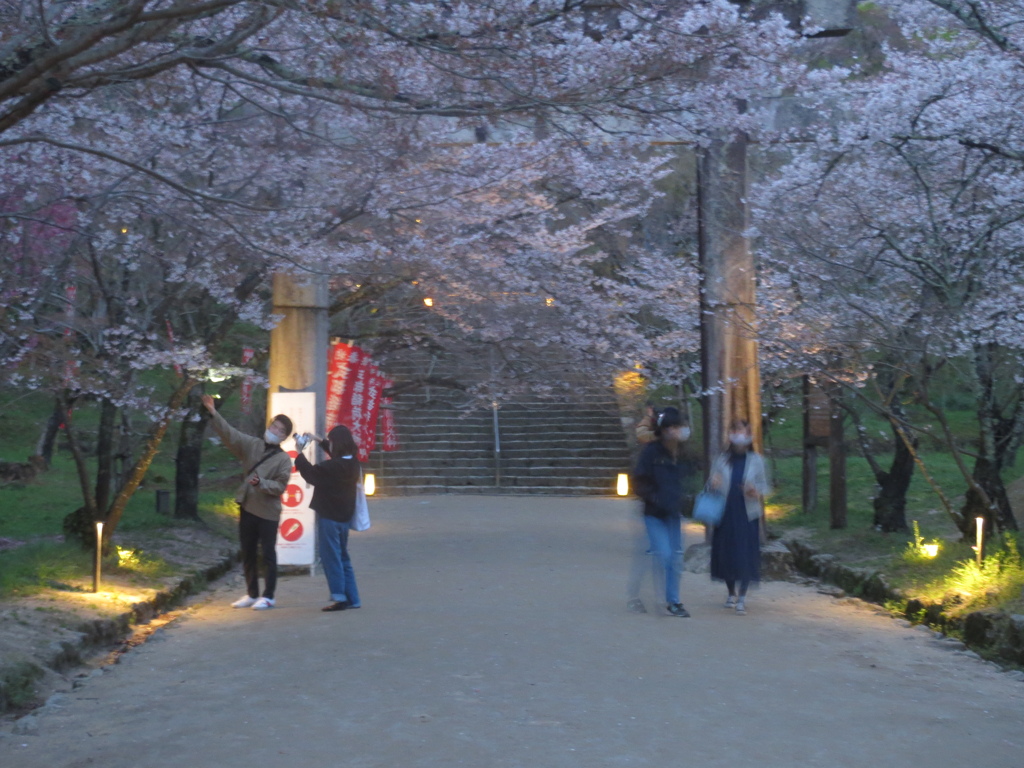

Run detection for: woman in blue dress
[[708, 419, 771, 615]]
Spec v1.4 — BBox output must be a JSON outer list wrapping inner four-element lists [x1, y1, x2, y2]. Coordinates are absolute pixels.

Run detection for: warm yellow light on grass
[[423, 297, 434, 307], [906, 520, 941, 563], [116, 547, 137, 568], [616, 473, 629, 496], [364, 473, 376, 496]]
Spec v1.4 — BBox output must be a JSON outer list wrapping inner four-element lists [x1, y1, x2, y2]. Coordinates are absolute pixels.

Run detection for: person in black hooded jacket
[[294, 425, 362, 612], [629, 406, 695, 617]]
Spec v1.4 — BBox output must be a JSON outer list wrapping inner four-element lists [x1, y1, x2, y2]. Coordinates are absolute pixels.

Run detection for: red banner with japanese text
[[326, 343, 398, 461], [326, 342, 362, 434], [360, 365, 386, 458]]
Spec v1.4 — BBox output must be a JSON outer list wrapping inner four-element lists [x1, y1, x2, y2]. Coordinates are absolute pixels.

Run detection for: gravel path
[[2, 495, 1021, 768]]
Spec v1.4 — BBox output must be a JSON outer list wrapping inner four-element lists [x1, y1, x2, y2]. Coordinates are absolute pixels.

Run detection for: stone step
[[373, 455, 629, 470], [361, 370, 632, 496], [379, 439, 626, 451], [370, 446, 630, 461], [369, 472, 622, 488], [373, 484, 619, 496], [372, 483, 618, 495]]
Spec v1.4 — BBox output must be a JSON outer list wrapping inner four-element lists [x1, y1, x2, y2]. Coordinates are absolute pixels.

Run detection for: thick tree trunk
[[828, 389, 847, 529], [961, 456, 1017, 536], [955, 342, 1021, 537], [94, 398, 118, 514], [872, 426, 914, 533], [174, 386, 211, 520]]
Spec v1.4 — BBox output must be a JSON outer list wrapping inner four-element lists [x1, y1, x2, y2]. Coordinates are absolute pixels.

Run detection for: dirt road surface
[[2, 496, 1021, 768]]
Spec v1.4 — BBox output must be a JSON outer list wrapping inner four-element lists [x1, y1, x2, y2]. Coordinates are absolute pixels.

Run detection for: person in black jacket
[[629, 406, 694, 617], [294, 425, 362, 612]]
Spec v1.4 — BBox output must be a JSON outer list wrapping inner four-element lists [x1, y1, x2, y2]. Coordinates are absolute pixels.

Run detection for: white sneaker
[[231, 596, 257, 608], [252, 597, 275, 610], [735, 600, 747, 615]]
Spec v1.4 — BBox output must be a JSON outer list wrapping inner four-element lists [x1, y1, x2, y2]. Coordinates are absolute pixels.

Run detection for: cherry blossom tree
[[753, 0, 1024, 537], [2, 1, 812, 538]]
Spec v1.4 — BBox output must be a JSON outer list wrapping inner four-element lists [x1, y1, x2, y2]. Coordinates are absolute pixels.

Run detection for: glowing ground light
[[423, 297, 434, 307], [364, 473, 376, 496], [94, 521, 104, 593], [922, 543, 939, 558], [617, 473, 629, 496]]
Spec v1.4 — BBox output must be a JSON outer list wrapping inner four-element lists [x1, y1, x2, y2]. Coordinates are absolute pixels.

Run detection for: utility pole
[[698, 131, 762, 459], [697, 0, 856, 463]]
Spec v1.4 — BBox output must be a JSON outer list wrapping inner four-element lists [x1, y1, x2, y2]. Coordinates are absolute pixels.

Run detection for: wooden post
[[803, 376, 831, 515], [828, 385, 847, 529], [698, 133, 762, 461], [268, 273, 329, 436]]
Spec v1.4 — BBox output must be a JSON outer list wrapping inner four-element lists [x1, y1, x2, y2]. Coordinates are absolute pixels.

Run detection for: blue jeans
[[643, 514, 683, 605], [317, 516, 360, 606]]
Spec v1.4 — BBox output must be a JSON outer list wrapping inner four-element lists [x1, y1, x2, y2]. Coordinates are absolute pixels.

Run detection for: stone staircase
[[364, 387, 634, 496]]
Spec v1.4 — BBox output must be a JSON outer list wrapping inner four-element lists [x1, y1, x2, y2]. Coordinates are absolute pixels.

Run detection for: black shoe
[[627, 598, 647, 614], [667, 603, 691, 618], [321, 601, 349, 612]]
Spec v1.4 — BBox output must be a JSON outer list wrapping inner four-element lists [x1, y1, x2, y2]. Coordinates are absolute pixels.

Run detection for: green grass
[[0, 385, 243, 597], [0, 541, 94, 597], [763, 427, 1024, 617], [0, 661, 44, 711], [0, 387, 244, 538]]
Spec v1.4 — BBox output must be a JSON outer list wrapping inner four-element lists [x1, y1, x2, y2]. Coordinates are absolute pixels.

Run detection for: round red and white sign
[[282, 484, 304, 507], [279, 518, 303, 541]]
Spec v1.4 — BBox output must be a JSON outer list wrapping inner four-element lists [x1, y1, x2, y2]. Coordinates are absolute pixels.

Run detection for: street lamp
[[93, 521, 104, 593]]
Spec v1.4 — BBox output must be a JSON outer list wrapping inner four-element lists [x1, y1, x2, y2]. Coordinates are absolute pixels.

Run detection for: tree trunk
[[174, 386, 211, 520], [961, 456, 1017, 537], [955, 342, 1020, 537], [101, 377, 196, 543], [828, 389, 847, 529], [34, 396, 63, 468], [872, 424, 914, 532], [94, 398, 118, 514]]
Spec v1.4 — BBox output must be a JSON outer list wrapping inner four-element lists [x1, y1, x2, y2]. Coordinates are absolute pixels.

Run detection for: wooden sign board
[[804, 377, 831, 447]]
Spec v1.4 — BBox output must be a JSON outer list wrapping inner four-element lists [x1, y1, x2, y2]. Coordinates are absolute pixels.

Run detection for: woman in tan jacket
[[202, 395, 293, 610]]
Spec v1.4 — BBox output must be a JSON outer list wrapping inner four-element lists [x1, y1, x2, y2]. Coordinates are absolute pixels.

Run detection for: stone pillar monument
[[267, 273, 329, 437]]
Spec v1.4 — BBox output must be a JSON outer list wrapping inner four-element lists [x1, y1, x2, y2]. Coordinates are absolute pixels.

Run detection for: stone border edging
[[0, 549, 238, 716], [782, 536, 1024, 668]]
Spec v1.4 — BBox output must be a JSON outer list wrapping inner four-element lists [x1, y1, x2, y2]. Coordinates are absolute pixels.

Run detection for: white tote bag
[[352, 480, 371, 532]]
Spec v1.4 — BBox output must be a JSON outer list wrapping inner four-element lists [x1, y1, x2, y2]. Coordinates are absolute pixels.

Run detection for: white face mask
[[729, 433, 752, 447], [264, 430, 283, 445], [679, 427, 691, 441]]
